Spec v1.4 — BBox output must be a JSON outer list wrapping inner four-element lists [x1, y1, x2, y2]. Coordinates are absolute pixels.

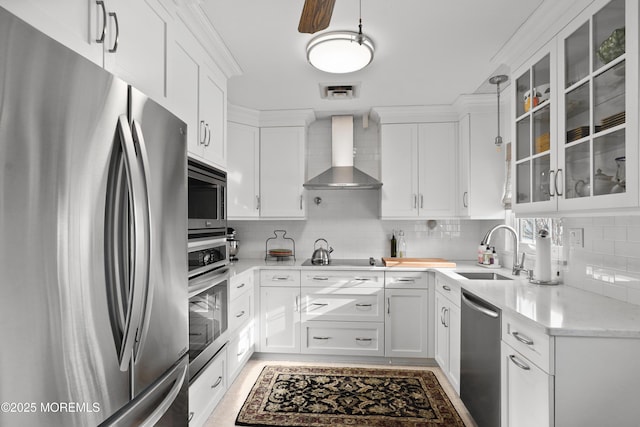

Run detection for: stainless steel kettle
[[311, 238, 333, 265]]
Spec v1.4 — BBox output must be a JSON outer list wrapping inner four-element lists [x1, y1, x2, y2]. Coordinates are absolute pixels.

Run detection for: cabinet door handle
[[355, 303, 372, 307], [353, 277, 372, 282], [313, 336, 330, 340], [300, 195, 303, 210], [442, 285, 451, 291], [413, 194, 418, 209], [555, 168, 564, 196], [420, 193, 424, 208], [237, 347, 247, 358], [509, 354, 531, 371], [256, 195, 260, 210], [443, 307, 449, 328], [440, 306, 445, 326], [236, 283, 245, 289], [387, 297, 390, 315], [313, 276, 329, 281], [206, 123, 212, 147], [512, 331, 534, 346], [199, 120, 206, 145], [211, 376, 223, 389], [549, 170, 556, 197], [235, 310, 245, 318], [108, 12, 119, 53], [295, 295, 300, 312], [96, 1, 107, 43], [463, 191, 469, 208]]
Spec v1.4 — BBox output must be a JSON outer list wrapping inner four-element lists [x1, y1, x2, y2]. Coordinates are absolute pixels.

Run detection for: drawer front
[[229, 291, 252, 333], [435, 274, 461, 305], [227, 323, 254, 385], [385, 271, 429, 289], [301, 270, 384, 289], [230, 270, 254, 301], [302, 321, 384, 356], [502, 314, 553, 374], [302, 287, 384, 322], [189, 348, 226, 427], [260, 269, 301, 287]]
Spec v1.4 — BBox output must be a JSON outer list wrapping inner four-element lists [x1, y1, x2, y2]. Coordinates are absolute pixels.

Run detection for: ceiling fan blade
[[298, 0, 336, 34]]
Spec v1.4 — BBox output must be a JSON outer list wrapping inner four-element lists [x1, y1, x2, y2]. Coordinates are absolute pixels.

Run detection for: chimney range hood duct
[[304, 115, 382, 190]]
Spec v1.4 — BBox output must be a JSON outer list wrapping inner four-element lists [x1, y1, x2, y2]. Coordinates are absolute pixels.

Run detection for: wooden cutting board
[[382, 257, 457, 268]]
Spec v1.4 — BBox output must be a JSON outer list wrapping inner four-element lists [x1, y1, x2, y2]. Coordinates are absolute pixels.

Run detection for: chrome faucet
[[480, 225, 526, 276]]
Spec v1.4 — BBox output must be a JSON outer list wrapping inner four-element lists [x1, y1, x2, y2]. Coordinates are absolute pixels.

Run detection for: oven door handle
[[188, 267, 230, 298]]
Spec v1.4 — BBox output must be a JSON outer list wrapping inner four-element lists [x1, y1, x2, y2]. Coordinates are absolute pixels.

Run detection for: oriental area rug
[[235, 365, 466, 426]]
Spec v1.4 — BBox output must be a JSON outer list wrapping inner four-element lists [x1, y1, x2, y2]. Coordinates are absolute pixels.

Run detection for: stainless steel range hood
[[303, 115, 382, 190]]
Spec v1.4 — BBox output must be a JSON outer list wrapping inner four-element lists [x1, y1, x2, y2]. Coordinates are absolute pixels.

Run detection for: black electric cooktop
[[301, 258, 382, 267]]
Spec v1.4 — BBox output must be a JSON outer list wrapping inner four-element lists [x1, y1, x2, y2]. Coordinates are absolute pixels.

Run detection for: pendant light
[[306, 0, 374, 73], [489, 75, 508, 151]]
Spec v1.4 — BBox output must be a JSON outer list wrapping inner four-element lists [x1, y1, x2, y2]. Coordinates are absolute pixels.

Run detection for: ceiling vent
[[320, 83, 359, 100]]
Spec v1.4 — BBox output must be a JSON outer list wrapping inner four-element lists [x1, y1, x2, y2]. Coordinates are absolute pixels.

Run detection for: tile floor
[[204, 357, 477, 426]]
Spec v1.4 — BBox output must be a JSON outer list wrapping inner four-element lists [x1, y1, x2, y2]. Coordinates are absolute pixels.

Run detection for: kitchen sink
[[456, 272, 512, 280]]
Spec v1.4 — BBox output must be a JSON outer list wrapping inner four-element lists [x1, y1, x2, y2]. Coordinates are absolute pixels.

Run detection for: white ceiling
[[201, 0, 545, 116]]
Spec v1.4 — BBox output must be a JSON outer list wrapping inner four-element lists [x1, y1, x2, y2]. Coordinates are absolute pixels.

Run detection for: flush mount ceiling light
[[306, 0, 374, 74], [307, 31, 374, 73]]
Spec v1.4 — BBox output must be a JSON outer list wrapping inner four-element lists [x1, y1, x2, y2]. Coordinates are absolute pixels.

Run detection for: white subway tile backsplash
[[563, 215, 640, 307]]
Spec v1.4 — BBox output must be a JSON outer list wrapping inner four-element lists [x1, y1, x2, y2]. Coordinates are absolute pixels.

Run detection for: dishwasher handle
[[461, 292, 499, 319]]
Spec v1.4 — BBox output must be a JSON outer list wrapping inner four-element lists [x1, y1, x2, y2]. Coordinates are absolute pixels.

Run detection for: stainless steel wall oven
[[187, 159, 229, 381]]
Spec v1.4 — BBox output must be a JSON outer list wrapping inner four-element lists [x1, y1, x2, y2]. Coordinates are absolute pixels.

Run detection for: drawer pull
[[512, 332, 534, 346], [355, 303, 372, 307], [442, 285, 451, 291], [396, 278, 415, 283], [235, 310, 245, 318], [509, 354, 531, 371], [313, 276, 329, 281], [311, 302, 328, 307], [353, 277, 372, 281], [237, 348, 247, 357], [313, 336, 330, 340], [273, 276, 290, 281], [236, 283, 245, 289], [211, 376, 223, 389], [355, 337, 372, 342]]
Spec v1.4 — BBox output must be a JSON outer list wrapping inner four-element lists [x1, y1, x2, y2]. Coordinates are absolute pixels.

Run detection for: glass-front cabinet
[[513, 45, 558, 213], [513, 0, 638, 214]]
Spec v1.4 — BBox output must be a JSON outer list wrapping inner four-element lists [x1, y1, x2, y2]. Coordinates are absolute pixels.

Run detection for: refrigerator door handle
[[115, 115, 150, 371], [99, 357, 188, 427], [131, 120, 153, 363]]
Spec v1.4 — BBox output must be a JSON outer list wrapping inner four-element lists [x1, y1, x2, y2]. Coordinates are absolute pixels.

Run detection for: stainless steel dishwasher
[[460, 290, 501, 427]]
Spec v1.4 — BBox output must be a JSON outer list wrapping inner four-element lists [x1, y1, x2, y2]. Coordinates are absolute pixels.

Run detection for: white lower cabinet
[[259, 269, 301, 353], [501, 341, 553, 427], [384, 271, 430, 358], [227, 270, 255, 384], [189, 347, 226, 427], [227, 322, 254, 385], [302, 321, 384, 356], [434, 274, 461, 393]]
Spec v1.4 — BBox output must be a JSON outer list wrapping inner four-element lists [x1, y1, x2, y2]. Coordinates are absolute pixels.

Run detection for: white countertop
[[227, 258, 640, 339]]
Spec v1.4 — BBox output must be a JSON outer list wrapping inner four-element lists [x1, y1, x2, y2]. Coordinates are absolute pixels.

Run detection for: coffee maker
[[227, 227, 239, 261]]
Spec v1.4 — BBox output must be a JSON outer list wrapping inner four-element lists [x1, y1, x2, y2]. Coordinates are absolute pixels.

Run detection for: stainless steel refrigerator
[[0, 7, 188, 427]]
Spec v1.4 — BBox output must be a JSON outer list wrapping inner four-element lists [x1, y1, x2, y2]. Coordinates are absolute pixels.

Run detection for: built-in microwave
[[188, 159, 226, 231]]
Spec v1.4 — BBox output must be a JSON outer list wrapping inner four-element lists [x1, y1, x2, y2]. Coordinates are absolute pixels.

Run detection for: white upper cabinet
[[457, 110, 506, 219], [100, 0, 170, 101], [0, 0, 103, 65], [228, 122, 260, 218], [260, 127, 306, 218], [513, 0, 638, 214], [198, 70, 227, 167], [381, 122, 457, 219]]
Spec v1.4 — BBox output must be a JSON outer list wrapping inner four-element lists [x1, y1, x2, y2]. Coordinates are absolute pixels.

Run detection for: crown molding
[[228, 104, 261, 127], [176, 1, 242, 79], [491, 0, 595, 73], [259, 109, 316, 128], [370, 105, 459, 124]]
